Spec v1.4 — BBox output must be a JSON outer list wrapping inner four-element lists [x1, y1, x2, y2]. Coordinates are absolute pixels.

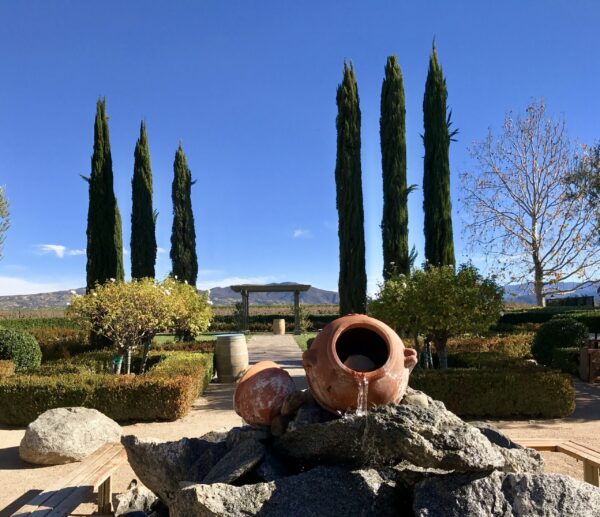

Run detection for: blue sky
[[0, 1, 599, 295]]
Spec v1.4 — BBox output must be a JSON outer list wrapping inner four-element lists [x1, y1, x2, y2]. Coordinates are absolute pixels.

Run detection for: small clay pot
[[233, 361, 297, 427], [302, 314, 418, 414]]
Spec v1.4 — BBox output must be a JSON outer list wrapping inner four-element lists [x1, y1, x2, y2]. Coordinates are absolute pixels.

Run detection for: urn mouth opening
[[334, 326, 389, 373]]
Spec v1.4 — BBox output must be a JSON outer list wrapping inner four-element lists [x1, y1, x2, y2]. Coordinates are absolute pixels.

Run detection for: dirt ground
[[0, 337, 598, 515]]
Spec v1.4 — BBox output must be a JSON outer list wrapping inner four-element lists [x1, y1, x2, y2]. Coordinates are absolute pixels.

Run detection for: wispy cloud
[[36, 244, 85, 258], [293, 228, 312, 239], [0, 276, 82, 296]]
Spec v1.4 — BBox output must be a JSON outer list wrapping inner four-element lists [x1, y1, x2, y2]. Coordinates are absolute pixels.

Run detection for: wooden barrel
[[272, 318, 285, 335], [215, 334, 249, 383]]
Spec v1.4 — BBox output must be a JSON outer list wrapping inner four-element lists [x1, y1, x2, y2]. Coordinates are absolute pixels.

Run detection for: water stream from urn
[[356, 375, 369, 416]]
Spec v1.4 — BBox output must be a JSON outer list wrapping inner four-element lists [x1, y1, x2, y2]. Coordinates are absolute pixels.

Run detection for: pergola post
[[294, 290, 300, 335], [242, 289, 249, 332]]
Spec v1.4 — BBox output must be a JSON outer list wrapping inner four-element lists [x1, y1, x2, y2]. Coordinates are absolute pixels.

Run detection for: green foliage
[[499, 307, 585, 325], [0, 360, 14, 377], [131, 121, 157, 279], [67, 278, 212, 355], [28, 327, 89, 361], [170, 144, 198, 286], [422, 43, 455, 267], [532, 317, 588, 366], [370, 264, 503, 367], [410, 368, 575, 418], [381, 55, 412, 279], [0, 317, 80, 331], [335, 62, 367, 315], [550, 347, 580, 376], [86, 98, 124, 290], [0, 185, 9, 261], [293, 332, 318, 352], [209, 313, 338, 333], [0, 352, 213, 425], [0, 329, 42, 372], [446, 352, 534, 369]]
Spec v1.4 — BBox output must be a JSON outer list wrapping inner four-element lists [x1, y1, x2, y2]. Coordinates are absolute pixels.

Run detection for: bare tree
[[0, 186, 8, 261], [461, 100, 600, 306]]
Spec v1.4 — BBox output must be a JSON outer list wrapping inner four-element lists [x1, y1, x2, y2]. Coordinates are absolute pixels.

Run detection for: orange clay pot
[[233, 361, 296, 427], [302, 314, 418, 414]]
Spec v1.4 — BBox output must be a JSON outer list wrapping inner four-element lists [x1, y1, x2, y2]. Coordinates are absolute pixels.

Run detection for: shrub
[[0, 351, 213, 425], [568, 311, 600, 334], [446, 334, 532, 358], [446, 352, 534, 369], [410, 368, 575, 418], [498, 307, 584, 326], [0, 360, 14, 377], [0, 329, 42, 372], [151, 340, 215, 354], [0, 317, 79, 331], [550, 347, 580, 376], [532, 317, 588, 366], [28, 327, 89, 361]]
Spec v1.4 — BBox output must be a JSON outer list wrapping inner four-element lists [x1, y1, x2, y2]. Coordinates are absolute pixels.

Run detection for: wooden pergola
[[230, 284, 311, 334]]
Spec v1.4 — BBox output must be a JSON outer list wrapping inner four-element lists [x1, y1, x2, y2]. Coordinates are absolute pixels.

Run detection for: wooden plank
[[67, 444, 124, 487], [558, 442, 600, 467], [97, 477, 112, 514], [584, 461, 600, 487], [513, 439, 562, 452], [10, 443, 122, 517], [89, 448, 126, 489]]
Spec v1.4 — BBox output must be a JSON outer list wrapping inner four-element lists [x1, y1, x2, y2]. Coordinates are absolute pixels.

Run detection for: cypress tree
[[131, 121, 157, 279], [423, 43, 456, 267], [335, 62, 367, 315], [170, 144, 198, 286], [380, 55, 412, 279], [85, 98, 124, 291]]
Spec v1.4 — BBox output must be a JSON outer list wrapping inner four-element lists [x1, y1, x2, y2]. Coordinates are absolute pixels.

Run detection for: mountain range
[[1, 281, 598, 310], [0, 283, 339, 310]]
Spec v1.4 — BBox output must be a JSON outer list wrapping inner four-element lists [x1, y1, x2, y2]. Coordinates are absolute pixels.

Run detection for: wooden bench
[[516, 439, 600, 487], [11, 443, 126, 517]]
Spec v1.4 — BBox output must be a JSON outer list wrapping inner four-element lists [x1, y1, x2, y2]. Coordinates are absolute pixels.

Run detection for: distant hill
[[504, 281, 600, 305], [0, 283, 339, 310]]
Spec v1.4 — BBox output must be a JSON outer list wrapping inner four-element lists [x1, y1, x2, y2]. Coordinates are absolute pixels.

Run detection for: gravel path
[[0, 338, 598, 514]]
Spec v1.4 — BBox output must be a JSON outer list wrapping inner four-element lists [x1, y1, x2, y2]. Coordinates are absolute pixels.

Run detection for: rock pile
[[122, 389, 600, 516]]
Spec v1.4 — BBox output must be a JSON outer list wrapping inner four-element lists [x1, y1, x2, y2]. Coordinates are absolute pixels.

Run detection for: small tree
[[0, 186, 9, 261], [67, 278, 212, 373], [370, 265, 503, 368]]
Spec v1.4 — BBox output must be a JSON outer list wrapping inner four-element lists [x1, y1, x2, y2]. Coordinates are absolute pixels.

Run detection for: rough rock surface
[[115, 482, 158, 516], [171, 466, 409, 517], [19, 407, 121, 465], [203, 438, 265, 484], [274, 400, 506, 471], [122, 435, 227, 502], [413, 471, 600, 517]]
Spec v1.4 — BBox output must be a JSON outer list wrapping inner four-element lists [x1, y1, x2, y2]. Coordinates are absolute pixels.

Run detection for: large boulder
[[274, 399, 507, 472], [413, 470, 600, 516], [122, 435, 227, 503], [170, 466, 409, 517], [19, 407, 121, 465]]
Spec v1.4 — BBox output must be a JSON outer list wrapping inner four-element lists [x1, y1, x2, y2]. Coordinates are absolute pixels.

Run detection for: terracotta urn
[[302, 314, 418, 414], [233, 361, 296, 427]]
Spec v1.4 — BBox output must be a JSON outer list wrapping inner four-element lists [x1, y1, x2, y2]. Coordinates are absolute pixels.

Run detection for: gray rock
[[122, 435, 227, 502], [401, 387, 431, 408], [203, 438, 265, 484], [19, 407, 121, 465], [225, 426, 269, 450], [115, 482, 158, 516], [170, 466, 409, 517], [274, 401, 505, 472], [413, 470, 600, 516], [255, 451, 291, 482], [471, 422, 544, 473], [286, 403, 335, 432]]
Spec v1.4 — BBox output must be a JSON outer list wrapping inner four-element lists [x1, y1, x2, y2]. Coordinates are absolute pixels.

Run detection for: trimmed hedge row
[[499, 307, 600, 330], [550, 347, 580, 376], [0, 317, 80, 331], [410, 368, 575, 418], [210, 314, 338, 332], [446, 334, 532, 357], [0, 352, 213, 425], [0, 360, 14, 377]]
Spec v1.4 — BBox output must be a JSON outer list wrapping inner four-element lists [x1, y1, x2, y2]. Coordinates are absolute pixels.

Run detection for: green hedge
[[447, 334, 532, 358], [550, 347, 580, 376], [0, 317, 79, 331], [498, 307, 584, 325], [410, 368, 575, 418], [532, 318, 588, 366], [210, 314, 337, 332], [0, 352, 213, 425], [0, 329, 42, 372]]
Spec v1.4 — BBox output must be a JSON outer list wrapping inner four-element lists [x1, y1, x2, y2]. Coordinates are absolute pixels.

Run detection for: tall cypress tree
[[335, 62, 367, 315], [131, 121, 157, 279], [380, 55, 412, 279], [423, 43, 456, 267], [170, 144, 198, 286], [85, 98, 124, 291]]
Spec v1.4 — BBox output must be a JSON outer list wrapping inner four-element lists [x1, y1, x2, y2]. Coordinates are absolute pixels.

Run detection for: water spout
[[356, 375, 369, 416]]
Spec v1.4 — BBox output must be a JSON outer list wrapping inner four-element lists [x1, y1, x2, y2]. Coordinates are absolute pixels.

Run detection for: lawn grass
[[294, 332, 317, 351]]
